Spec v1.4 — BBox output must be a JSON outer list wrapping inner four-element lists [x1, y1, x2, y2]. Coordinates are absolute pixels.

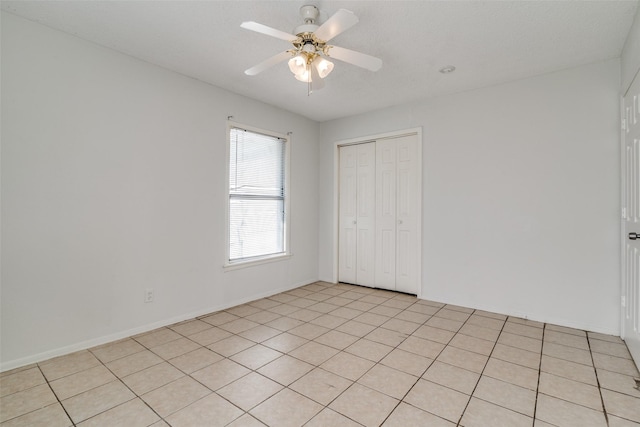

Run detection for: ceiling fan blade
[[241, 21, 298, 42], [326, 46, 382, 72], [245, 51, 292, 76], [313, 9, 359, 42]]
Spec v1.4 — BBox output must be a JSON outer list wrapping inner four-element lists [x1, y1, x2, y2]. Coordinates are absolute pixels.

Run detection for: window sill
[[223, 253, 291, 271]]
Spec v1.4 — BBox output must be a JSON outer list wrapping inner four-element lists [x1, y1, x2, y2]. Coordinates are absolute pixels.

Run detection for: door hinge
[[622, 296, 626, 307], [622, 207, 627, 219]]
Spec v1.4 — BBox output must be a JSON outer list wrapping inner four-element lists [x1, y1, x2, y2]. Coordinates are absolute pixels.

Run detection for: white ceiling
[[2, 0, 638, 122]]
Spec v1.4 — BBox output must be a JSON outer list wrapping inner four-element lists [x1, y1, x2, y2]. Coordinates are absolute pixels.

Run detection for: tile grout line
[[35, 363, 78, 427], [454, 311, 508, 426], [287, 284, 429, 424], [274, 283, 449, 425], [88, 347, 166, 426], [260, 283, 418, 426], [167, 332, 260, 423], [531, 322, 546, 426], [538, 328, 621, 426], [139, 298, 305, 425], [376, 302, 464, 426], [91, 327, 250, 425], [233, 283, 404, 425], [166, 319, 276, 425], [172, 317, 291, 426], [187, 287, 340, 425], [587, 333, 610, 426], [188, 283, 390, 425]]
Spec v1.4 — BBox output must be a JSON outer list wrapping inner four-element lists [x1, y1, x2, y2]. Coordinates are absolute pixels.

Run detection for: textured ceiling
[[2, 0, 638, 122]]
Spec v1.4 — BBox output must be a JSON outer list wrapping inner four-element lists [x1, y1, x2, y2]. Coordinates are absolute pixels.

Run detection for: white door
[[395, 135, 420, 294], [375, 139, 397, 289], [356, 143, 376, 287], [339, 145, 357, 284], [375, 135, 420, 294], [622, 73, 640, 367], [338, 143, 376, 286]]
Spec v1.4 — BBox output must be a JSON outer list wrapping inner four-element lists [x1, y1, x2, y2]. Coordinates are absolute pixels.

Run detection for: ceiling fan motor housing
[[300, 5, 319, 23], [295, 5, 320, 37]]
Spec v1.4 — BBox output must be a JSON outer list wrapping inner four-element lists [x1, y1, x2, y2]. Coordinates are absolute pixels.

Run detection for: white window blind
[[228, 127, 286, 263]]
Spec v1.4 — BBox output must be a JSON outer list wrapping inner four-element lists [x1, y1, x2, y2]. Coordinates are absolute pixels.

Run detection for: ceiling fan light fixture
[[294, 68, 311, 82], [313, 56, 334, 78], [288, 54, 307, 76]]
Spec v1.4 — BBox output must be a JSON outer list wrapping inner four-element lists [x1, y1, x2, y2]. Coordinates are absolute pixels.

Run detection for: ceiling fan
[[241, 5, 382, 93]]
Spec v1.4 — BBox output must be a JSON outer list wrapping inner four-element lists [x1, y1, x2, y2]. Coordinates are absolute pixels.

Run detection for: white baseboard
[[417, 295, 621, 337], [0, 278, 317, 373]]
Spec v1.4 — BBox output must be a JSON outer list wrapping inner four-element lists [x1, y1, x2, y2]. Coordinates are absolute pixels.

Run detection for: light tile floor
[[1, 281, 640, 426]]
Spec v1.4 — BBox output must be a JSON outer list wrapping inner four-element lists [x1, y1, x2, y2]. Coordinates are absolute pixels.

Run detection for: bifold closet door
[[338, 143, 375, 286], [375, 135, 419, 294]]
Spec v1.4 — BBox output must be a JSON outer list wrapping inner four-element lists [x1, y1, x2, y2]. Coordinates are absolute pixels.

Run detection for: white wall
[[319, 59, 621, 335], [621, 5, 640, 93], [1, 12, 319, 370]]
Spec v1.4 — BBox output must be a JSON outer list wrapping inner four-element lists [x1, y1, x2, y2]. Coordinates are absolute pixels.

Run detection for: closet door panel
[[395, 135, 419, 294], [375, 140, 397, 289], [356, 143, 376, 286], [338, 145, 358, 284]]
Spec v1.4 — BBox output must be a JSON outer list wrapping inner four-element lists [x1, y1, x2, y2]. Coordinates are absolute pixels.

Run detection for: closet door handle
[[630, 232, 639, 240]]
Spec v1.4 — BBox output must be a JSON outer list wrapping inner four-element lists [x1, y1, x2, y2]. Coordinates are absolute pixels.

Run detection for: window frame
[[224, 121, 291, 270]]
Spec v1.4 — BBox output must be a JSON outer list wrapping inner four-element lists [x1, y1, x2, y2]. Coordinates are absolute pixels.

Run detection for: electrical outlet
[[144, 288, 154, 303]]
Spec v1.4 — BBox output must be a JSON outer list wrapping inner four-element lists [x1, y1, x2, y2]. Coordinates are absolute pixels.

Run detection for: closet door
[[395, 135, 420, 294], [375, 135, 419, 294], [339, 145, 358, 284], [375, 140, 397, 289], [338, 143, 375, 286]]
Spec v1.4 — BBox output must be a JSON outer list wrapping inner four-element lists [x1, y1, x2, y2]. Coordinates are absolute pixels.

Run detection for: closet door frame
[[332, 128, 423, 297]]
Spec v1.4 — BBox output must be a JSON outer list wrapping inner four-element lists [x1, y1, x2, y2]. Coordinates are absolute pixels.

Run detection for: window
[[227, 124, 289, 266]]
